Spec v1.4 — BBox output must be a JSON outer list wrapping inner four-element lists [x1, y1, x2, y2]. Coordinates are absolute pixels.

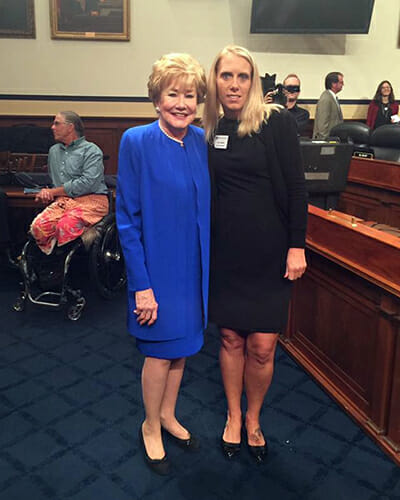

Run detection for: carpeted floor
[[0, 264, 399, 500]]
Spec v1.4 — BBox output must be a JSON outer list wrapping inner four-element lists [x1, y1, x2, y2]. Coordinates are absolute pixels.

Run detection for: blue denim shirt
[[48, 136, 108, 198]]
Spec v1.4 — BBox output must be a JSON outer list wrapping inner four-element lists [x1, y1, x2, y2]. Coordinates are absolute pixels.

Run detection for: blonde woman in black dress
[[203, 45, 307, 463]]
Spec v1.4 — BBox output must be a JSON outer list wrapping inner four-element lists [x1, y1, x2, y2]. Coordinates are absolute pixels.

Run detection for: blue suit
[[117, 121, 210, 358]]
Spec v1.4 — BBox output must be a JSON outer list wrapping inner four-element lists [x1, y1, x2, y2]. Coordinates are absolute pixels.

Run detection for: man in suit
[[313, 72, 344, 140]]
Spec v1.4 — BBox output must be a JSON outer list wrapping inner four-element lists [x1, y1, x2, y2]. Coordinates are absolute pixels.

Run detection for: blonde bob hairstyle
[[148, 53, 207, 106], [202, 45, 279, 142]]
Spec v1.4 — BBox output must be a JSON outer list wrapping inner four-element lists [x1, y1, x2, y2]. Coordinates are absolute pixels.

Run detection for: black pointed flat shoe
[[247, 441, 268, 463], [221, 437, 241, 459], [139, 427, 171, 475], [162, 428, 200, 451], [243, 428, 268, 464]]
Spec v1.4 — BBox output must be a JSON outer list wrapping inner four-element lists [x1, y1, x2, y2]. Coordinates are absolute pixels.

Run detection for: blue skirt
[[136, 253, 204, 359], [136, 327, 203, 359]]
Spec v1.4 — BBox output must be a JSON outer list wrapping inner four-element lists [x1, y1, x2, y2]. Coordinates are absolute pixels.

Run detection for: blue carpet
[[0, 265, 399, 500]]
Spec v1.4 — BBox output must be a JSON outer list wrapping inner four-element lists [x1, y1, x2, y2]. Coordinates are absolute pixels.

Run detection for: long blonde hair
[[202, 45, 279, 142]]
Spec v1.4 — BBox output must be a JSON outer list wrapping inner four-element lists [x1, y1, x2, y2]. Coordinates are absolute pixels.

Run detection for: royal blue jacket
[[117, 121, 210, 341]]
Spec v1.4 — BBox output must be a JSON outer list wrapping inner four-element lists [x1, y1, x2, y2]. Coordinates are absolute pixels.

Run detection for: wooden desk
[[281, 205, 400, 465], [3, 185, 45, 208], [339, 157, 400, 226], [2, 186, 46, 247]]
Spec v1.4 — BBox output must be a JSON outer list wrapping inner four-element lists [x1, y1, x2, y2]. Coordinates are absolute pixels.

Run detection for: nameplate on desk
[[23, 188, 40, 194], [305, 172, 330, 180], [353, 151, 374, 159], [320, 146, 336, 155]]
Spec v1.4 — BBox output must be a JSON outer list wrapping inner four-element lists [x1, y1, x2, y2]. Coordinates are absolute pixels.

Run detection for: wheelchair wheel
[[89, 214, 126, 299]]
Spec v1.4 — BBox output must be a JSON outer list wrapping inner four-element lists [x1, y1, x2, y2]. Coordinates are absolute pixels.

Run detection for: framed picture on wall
[[0, 0, 35, 38], [50, 0, 130, 41]]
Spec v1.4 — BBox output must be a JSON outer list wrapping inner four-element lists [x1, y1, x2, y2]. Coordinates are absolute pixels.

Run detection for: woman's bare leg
[[160, 357, 190, 439], [244, 332, 278, 446], [141, 356, 171, 459], [220, 328, 246, 443]]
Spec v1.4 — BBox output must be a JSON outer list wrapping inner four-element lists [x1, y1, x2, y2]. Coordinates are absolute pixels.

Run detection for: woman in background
[[203, 45, 307, 463], [117, 54, 209, 475], [366, 80, 398, 129]]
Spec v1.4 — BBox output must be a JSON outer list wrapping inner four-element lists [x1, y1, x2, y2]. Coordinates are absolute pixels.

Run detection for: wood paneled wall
[[0, 116, 154, 175], [0, 115, 320, 175]]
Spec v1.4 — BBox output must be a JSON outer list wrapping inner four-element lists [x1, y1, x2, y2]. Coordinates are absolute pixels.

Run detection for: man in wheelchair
[[31, 111, 109, 254], [14, 111, 123, 319]]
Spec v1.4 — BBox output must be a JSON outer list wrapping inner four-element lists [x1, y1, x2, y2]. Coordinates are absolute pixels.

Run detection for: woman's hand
[[284, 248, 307, 281], [134, 288, 158, 326], [35, 188, 55, 204]]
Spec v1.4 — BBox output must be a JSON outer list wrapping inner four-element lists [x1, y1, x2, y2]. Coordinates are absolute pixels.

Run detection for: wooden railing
[[339, 157, 400, 227], [282, 205, 400, 466]]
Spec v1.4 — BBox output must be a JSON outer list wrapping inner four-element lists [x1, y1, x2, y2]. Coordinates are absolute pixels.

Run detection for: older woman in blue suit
[[116, 54, 209, 475]]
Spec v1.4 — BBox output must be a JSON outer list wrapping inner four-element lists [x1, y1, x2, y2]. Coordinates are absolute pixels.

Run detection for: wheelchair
[[13, 202, 126, 321]]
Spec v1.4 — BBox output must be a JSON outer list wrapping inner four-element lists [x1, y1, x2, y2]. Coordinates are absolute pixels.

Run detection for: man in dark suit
[[313, 72, 344, 140]]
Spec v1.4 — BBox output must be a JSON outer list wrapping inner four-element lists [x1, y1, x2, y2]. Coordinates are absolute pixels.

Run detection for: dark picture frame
[[0, 0, 35, 39], [50, 0, 130, 41]]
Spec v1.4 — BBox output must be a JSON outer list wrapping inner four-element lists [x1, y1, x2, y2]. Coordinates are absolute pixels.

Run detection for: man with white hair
[[30, 111, 109, 254]]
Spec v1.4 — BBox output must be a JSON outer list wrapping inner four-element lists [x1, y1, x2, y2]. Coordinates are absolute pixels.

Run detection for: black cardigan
[[258, 108, 308, 248]]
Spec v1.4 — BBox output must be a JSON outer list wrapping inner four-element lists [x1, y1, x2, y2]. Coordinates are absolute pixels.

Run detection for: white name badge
[[214, 135, 229, 149]]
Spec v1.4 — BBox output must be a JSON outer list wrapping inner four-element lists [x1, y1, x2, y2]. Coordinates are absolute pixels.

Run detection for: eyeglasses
[[52, 120, 71, 126]]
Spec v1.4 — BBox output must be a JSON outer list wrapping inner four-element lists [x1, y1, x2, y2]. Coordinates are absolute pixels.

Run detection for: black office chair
[[330, 122, 371, 146], [370, 124, 400, 162]]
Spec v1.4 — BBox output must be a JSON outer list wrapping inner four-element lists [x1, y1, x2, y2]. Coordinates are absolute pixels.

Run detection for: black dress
[[208, 111, 307, 333]]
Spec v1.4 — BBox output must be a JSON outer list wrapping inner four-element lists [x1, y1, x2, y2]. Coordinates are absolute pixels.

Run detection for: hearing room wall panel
[[0, 1, 400, 108], [0, 116, 153, 174]]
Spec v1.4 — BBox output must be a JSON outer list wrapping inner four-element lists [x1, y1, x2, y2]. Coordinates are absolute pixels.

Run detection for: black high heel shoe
[[221, 437, 241, 459], [221, 423, 241, 459], [139, 427, 171, 476], [243, 427, 268, 464], [162, 427, 200, 451]]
